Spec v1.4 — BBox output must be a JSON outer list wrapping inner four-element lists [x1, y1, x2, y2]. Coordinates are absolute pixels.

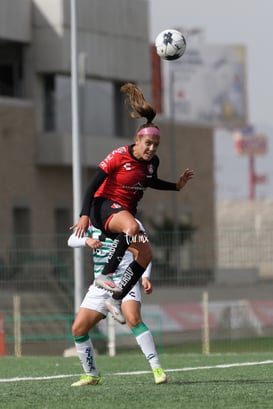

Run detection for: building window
[[114, 81, 135, 138], [44, 75, 56, 131], [81, 78, 115, 137], [42, 75, 133, 138], [54, 207, 70, 250], [0, 64, 16, 96], [0, 42, 23, 98], [13, 207, 31, 250]]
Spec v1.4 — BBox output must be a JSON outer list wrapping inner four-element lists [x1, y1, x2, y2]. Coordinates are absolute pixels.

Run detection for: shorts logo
[[128, 290, 136, 298], [111, 203, 122, 209]]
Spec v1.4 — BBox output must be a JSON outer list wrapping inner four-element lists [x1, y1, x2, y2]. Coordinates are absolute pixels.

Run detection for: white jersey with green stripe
[[89, 226, 133, 281]]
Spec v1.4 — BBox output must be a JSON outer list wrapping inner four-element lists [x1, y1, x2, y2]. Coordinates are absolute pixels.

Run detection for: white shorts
[[80, 282, 141, 316]]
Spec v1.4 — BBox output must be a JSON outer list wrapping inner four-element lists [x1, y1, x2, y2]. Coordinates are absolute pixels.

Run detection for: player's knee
[[126, 315, 142, 329], [72, 321, 82, 337], [125, 219, 140, 237]]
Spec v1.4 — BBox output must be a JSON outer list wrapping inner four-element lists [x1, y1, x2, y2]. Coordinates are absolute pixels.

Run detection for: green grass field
[[1, 352, 273, 409]]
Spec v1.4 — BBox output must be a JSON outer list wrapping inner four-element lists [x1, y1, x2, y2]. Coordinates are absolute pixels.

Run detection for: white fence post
[[107, 314, 116, 357]]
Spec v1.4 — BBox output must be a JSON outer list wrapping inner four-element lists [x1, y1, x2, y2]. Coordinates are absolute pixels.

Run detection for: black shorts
[[90, 197, 128, 239]]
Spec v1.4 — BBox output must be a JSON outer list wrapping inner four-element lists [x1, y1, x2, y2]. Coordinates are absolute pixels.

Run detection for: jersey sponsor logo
[[123, 162, 132, 171], [119, 266, 134, 287], [122, 182, 146, 192]]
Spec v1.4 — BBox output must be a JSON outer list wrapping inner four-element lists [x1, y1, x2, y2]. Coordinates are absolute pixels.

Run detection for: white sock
[[74, 335, 98, 376], [132, 322, 161, 370]]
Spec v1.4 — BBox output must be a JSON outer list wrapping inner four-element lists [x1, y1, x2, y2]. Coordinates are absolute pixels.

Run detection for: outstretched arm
[[149, 168, 194, 191], [175, 168, 195, 191]]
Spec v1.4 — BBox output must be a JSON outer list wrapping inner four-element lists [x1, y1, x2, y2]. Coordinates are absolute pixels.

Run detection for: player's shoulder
[[111, 146, 128, 156], [110, 146, 131, 164], [100, 146, 128, 168]]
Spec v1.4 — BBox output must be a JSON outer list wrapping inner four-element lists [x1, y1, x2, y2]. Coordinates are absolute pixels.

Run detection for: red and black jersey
[[80, 145, 177, 217], [95, 145, 159, 213]]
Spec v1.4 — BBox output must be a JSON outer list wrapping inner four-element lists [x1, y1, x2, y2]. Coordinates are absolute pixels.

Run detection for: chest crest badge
[[147, 164, 154, 175]]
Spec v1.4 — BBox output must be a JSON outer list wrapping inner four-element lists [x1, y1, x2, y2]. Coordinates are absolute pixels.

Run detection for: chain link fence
[[0, 229, 273, 355]]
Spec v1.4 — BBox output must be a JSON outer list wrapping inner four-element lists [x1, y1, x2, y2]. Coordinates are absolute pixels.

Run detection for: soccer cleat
[[71, 374, 103, 387], [105, 297, 126, 325], [95, 274, 122, 295], [153, 368, 168, 385]]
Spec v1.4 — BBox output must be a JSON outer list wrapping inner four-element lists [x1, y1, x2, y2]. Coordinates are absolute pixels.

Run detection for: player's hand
[[70, 215, 89, 237], [176, 168, 194, 191], [142, 277, 152, 294], [85, 238, 102, 249]]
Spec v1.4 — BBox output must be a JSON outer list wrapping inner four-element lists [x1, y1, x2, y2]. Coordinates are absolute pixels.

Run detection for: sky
[[148, 0, 273, 200]]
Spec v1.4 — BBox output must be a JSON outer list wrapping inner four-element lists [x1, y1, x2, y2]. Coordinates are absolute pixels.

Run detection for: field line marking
[[0, 374, 82, 383], [1, 360, 273, 383], [114, 360, 273, 375]]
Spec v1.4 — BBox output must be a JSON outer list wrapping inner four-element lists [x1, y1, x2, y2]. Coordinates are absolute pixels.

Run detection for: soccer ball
[[155, 29, 186, 61]]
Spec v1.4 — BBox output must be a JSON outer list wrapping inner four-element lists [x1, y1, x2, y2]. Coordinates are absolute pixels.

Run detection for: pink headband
[[137, 127, 160, 137]]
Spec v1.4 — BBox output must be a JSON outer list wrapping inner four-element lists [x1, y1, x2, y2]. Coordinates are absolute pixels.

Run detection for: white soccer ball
[[155, 29, 186, 61]]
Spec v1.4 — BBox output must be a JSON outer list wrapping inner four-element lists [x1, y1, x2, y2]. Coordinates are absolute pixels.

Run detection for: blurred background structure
[[0, 0, 272, 356]]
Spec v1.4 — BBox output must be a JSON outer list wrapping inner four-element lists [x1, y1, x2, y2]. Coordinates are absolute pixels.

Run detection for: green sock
[[131, 322, 149, 337], [74, 334, 89, 343]]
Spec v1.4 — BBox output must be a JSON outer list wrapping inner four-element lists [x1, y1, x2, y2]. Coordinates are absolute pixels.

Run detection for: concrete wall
[[0, 0, 31, 42], [32, 0, 150, 84], [142, 119, 215, 270], [0, 99, 72, 244], [216, 200, 273, 279]]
